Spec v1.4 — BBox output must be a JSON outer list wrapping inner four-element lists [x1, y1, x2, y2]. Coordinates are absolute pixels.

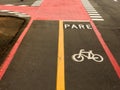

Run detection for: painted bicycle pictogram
[[72, 49, 104, 62]]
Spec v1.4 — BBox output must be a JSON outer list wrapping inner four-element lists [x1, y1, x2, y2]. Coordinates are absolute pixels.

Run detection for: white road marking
[[89, 13, 100, 16], [92, 19, 104, 21], [0, 10, 10, 12], [31, 0, 43, 6], [72, 49, 104, 62], [87, 10, 97, 12], [19, 5, 29, 7], [15, 12, 30, 17], [114, 0, 118, 2], [90, 16, 102, 18], [4, 4, 14, 6], [88, 12, 98, 14], [81, 0, 104, 21], [8, 11, 19, 14]]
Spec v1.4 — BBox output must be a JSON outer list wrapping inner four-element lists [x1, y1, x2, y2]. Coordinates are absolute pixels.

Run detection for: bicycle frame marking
[[72, 49, 104, 62]]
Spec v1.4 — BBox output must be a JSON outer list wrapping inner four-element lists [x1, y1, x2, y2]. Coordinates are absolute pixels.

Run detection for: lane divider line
[[56, 20, 65, 90], [0, 18, 34, 80]]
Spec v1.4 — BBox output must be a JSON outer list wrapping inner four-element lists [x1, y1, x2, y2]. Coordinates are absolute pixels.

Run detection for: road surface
[[0, 0, 120, 90]]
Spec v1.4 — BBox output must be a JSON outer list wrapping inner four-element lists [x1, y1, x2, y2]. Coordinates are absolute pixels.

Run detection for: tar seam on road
[[56, 20, 65, 90], [0, 18, 34, 80]]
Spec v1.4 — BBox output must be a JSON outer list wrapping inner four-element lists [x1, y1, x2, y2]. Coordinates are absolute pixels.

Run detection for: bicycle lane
[[0, 0, 120, 90], [63, 20, 120, 90]]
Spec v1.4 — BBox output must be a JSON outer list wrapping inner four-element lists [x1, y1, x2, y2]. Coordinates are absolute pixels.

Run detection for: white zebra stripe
[[90, 16, 102, 18], [89, 13, 100, 16], [92, 19, 104, 21], [88, 12, 98, 14], [81, 0, 104, 21]]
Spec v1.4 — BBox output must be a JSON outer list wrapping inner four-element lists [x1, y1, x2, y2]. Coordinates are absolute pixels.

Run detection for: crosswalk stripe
[[89, 13, 100, 16], [81, 0, 104, 21], [87, 10, 97, 12], [90, 16, 102, 18], [92, 18, 104, 21], [88, 12, 98, 14]]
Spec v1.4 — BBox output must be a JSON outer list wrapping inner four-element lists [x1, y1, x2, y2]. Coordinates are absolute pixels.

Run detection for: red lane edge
[[90, 20, 120, 79], [0, 18, 34, 80]]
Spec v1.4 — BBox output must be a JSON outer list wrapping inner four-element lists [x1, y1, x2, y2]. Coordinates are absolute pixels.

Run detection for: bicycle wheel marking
[[72, 49, 104, 63]]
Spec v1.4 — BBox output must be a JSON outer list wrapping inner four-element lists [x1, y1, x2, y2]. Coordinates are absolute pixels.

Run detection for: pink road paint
[[0, 0, 119, 79], [35, 0, 90, 20], [0, 18, 34, 80]]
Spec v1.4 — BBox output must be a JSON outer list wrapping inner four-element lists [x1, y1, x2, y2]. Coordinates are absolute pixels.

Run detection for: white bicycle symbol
[[72, 49, 104, 62]]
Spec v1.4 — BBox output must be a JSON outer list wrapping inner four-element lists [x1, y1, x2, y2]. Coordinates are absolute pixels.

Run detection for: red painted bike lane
[[0, 0, 120, 90]]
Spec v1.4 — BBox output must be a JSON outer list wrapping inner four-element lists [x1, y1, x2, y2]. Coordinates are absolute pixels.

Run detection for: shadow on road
[[0, 16, 28, 65]]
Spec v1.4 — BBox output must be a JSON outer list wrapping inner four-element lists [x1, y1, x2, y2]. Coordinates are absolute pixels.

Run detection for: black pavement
[[0, 20, 58, 90]]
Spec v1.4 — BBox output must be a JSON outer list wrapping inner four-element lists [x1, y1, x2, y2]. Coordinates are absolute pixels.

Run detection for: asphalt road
[[0, 0, 41, 6], [0, 0, 120, 90], [89, 0, 120, 65], [0, 20, 58, 90]]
